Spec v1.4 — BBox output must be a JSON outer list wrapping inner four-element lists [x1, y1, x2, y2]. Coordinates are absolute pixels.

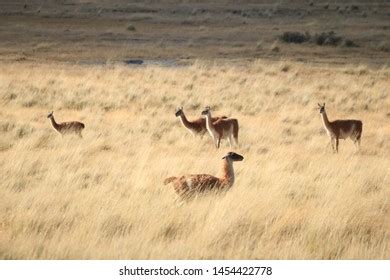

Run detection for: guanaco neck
[[205, 112, 216, 133], [178, 112, 194, 130], [221, 158, 235, 187], [320, 110, 332, 130], [49, 116, 60, 131]]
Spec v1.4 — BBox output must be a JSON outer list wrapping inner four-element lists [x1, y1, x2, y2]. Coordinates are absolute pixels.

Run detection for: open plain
[[0, 0, 389, 259]]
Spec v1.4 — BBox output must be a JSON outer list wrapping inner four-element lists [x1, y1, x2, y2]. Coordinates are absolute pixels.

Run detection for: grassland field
[[0, 0, 389, 259]]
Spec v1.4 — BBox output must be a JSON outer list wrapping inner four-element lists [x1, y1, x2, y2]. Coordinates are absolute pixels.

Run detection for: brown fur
[[319, 103, 363, 153], [176, 108, 226, 136], [48, 112, 85, 138], [164, 174, 224, 198], [202, 107, 239, 148], [164, 152, 243, 199], [212, 118, 239, 145]]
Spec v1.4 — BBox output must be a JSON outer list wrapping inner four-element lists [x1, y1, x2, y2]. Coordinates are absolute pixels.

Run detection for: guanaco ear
[[318, 103, 321, 107], [179, 106, 183, 110], [323, 103, 325, 107]]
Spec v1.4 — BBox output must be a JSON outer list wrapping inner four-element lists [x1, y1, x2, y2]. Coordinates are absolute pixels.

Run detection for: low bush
[[279, 31, 310, 44], [312, 31, 342, 46], [279, 31, 357, 47]]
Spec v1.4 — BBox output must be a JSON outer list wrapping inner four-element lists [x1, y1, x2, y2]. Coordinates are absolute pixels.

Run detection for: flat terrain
[[0, 1, 389, 259], [0, 0, 389, 64]]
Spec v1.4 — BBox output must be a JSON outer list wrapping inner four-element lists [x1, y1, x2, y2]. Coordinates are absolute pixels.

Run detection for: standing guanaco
[[318, 103, 362, 153], [47, 111, 85, 138], [175, 107, 226, 137], [201, 106, 239, 148]]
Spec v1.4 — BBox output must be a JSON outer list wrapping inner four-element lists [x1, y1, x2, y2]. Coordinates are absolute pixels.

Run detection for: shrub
[[343, 39, 358, 48], [350, 5, 359, 11], [279, 31, 357, 48], [279, 31, 310, 44], [312, 31, 342, 46], [127, 25, 136, 31], [378, 41, 390, 52]]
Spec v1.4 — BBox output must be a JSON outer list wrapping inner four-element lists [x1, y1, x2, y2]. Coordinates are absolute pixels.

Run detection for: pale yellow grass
[[0, 60, 389, 259]]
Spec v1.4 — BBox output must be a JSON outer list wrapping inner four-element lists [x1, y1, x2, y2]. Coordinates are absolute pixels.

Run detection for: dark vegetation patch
[[314, 31, 342, 46], [126, 24, 136, 31], [343, 39, 359, 48], [279, 31, 310, 44], [279, 31, 358, 47]]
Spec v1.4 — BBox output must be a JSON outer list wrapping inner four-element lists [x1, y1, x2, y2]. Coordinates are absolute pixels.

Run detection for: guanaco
[[318, 103, 363, 153], [175, 107, 226, 137], [47, 111, 85, 138], [201, 106, 239, 148], [164, 152, 244, 199]]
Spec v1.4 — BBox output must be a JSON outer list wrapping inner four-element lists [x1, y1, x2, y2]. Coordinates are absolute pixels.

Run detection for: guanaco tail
[[47, 111, 85, 138], [164, 152, 244, 199], [175, 107, 227, 137], [201, 106, 239, 148], [318, 103, 363, 153]]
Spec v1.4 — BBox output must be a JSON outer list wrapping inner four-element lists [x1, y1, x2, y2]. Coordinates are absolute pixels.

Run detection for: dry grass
[[0, 60, 389, 259]]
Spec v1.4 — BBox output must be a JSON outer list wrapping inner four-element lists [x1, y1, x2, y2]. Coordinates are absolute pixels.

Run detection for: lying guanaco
[[164, 152, 244, 199]]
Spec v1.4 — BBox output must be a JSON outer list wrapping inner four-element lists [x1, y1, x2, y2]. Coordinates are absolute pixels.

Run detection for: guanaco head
[[201, 106, 211, 116], [222, 152, 244, 162], [175, 107, 183, 117], [47, 111, 54, 118], [318, 103, 326, 114]]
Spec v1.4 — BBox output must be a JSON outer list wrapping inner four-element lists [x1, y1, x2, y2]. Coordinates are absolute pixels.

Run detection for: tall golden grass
[[0, 60, 389, 259]]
